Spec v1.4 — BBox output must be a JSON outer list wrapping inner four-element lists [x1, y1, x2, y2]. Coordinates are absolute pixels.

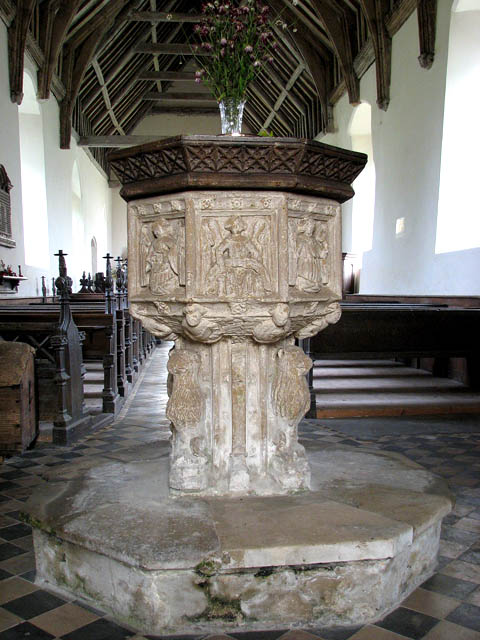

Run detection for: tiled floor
[[1, 345, 480, 639]]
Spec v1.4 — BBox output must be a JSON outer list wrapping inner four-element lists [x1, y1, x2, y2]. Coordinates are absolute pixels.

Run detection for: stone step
[[313, 359, 403, 368], [84, 361, 103, 371], [314, 375, 466, 393], [313, 366, 432, 379], [84, 373, 104, 384], [315, 390, 480, 418], [312, 358, 480, 419]]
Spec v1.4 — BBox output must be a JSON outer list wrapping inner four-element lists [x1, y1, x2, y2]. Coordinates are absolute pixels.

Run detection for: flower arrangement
[[193, 0, 277, 103]]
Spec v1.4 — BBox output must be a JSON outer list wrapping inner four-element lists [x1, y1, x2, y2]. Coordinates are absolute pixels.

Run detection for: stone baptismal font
[[26, 136, 452, 635]]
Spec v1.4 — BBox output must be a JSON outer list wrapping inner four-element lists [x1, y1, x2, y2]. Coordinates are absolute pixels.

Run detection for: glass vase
[[219, 98, 246, 136]]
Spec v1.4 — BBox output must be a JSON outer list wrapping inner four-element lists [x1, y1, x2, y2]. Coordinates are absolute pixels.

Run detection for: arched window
[[18, 72, 50, 267], [349, 103, 376, 255], [435, 0, 480, 254], [91, 236, 98, 276]]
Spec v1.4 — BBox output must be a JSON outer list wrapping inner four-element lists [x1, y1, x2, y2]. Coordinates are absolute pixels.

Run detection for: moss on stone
[[195, 558, 219, 577]]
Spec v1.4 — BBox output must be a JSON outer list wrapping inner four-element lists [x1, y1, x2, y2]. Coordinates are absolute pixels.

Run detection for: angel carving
[[295, 217, 329, 293], [145, 218, 179, 294], [204, 215, 272, 298]]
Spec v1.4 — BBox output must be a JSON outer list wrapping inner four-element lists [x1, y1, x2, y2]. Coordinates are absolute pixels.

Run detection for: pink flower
[[253, 60, 260, 67], [195, 77, 202, 83], [245, 45, 253, 53]]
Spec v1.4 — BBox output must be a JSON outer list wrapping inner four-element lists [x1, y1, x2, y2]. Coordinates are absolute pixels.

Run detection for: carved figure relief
[[131, 303, 177, 340], [272, 346, 312, 426], [139, 224, 153, 287], [294, 302, 341, 340], [253, 303, 291, 344], [181, 304, 223, 343], [142, 218, 184, 294], [203, 215, 272, 298], [166, 348, 207, 491], [292, 217, 329, 293]]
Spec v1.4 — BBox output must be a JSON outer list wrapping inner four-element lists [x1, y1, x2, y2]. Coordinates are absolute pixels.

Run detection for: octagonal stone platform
[[24, 441, 452, 635]]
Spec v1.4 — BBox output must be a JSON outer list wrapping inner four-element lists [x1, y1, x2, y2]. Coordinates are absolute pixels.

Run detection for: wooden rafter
[[310, 0, 360, 105], [417, 0, 437, 69], [143, 92, 216, 104], [78, 135, 164, 147], [128, 11, 201, 23], [60, 0, 127, 149], [92, 59, 125, 135], [136, 70, 196, 81], [38, 0, 82, 100], [82, 24, 152, 111], [261, 63, 305, 132], [134, 43, 210, 55], [358, 0, 392, 110], [7, 0, 36, 104]]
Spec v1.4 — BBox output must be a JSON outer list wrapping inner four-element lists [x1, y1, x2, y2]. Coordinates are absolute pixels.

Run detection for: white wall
[[111, 187, 128, 260], [0, 20, 113, 298], [321, 1, 480, 295]]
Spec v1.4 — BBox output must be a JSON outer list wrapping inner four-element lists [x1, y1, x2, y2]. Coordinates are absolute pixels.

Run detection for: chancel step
[[314, 359, 480, 418]]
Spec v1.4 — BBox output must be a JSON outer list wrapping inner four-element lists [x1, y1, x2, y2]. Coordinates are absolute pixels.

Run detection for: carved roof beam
[[7, 0, 36, 104], [310, 0, 360, 105], [92, 59, 125, 135], [417, 0, 437, 69], [65, 0, 127, 51], [260, 63, 306, 132], [60, 0, 127, 149], [358, 0, 392, 110], [38, 0, 83, 100], [64, 0, 112, 47]]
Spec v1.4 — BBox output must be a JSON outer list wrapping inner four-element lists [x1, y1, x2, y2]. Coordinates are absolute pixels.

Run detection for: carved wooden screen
[[0, 165, 15, 248]]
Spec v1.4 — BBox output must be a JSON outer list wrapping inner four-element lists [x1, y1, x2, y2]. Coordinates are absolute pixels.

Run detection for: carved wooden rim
[[109, 135, 367, 203]]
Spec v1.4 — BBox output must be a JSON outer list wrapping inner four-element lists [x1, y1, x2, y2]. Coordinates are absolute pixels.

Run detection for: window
[[435, 0, 480, 253], [18, 72, 50, 267], [349, 103, 376, 254]]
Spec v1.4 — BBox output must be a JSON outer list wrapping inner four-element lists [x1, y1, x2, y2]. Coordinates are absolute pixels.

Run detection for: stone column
[[110, 135, 367, 497]]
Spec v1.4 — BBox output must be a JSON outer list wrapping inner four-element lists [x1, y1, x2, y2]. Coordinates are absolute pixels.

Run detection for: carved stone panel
[[287, 198, 341, 302], [129, 199, 186, 299]]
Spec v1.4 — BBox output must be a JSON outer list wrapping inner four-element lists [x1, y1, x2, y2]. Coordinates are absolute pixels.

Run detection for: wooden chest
[[0, 341, 37, 454]]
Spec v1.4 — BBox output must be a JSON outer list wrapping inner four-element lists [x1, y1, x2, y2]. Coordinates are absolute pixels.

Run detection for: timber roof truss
[[0, 0, 438, 172]]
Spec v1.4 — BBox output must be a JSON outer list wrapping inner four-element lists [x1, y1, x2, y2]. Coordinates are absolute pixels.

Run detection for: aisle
[[0, 345, 479, 640]]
